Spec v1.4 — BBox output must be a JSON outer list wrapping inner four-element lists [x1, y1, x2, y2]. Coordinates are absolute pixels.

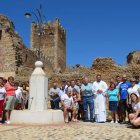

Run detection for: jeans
[[82, 96, 94, 121], [50, 97, 60, 109]]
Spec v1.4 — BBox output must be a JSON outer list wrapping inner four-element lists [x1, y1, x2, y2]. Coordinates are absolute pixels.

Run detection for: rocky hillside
[[51, 51, 140, 85]]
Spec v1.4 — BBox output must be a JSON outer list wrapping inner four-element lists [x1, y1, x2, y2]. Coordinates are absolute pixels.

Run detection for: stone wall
[[127, 51, 140, 64], [0, 15, 16, 78], [0, 14, 37, 81], [92, 58, 116, 70], [53, 56, 140, 84]]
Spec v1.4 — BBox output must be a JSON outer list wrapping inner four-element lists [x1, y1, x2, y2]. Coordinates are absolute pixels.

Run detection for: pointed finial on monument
[[32, 61, 46, 76]]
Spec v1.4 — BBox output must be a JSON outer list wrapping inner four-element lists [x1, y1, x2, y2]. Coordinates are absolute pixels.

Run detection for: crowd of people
[[49, 74, 140, 127], [0, 74, 140, 128], [0, 76, 29, 124]]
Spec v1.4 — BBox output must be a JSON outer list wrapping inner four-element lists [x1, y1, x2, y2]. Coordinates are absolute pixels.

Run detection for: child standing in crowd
[[107, 83, 119, 123], [72, 88, 81, 122], [14, 82, 24, 110]]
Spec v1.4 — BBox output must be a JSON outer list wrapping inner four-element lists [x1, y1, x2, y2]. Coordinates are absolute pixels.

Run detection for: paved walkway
[[0, 122, 139, 140]]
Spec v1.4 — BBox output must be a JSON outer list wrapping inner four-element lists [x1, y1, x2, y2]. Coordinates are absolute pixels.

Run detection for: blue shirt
[[119, 81, 131, 100], [107, 89, 119, 101]]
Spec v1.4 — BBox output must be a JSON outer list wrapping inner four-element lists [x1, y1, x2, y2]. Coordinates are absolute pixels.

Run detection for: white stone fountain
[[10, 61, 64, 124]]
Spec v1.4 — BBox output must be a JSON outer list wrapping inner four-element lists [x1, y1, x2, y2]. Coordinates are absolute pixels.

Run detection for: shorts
[[119, 99, 127, 112], [109, 101, 118, 111], [5, 96, 16, 110]]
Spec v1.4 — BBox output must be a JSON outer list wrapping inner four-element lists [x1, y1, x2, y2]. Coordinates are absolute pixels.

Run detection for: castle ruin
[[0, 14, 140, 83], [0, 14, 66, 81]]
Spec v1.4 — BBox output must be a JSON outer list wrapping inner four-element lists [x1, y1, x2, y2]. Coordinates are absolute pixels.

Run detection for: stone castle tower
[[0, 14, 66, 81], [30, 18, 66, 73]]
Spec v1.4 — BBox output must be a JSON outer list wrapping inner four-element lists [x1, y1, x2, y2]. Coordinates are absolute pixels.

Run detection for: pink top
[[5, 82, 16, 96]]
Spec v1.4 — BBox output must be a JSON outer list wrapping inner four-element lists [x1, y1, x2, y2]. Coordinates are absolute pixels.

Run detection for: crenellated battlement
[[31, 18, 66, 36]]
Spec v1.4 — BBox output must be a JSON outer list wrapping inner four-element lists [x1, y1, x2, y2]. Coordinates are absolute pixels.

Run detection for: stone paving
[[0, 122, 139, 140]]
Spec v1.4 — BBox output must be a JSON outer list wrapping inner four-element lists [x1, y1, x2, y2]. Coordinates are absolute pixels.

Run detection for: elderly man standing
[[81, 77, 94, 122], [92, 74, 108, 123]]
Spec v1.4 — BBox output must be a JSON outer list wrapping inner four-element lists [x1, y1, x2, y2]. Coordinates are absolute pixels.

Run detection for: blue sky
[[1, 0, 140, 66]]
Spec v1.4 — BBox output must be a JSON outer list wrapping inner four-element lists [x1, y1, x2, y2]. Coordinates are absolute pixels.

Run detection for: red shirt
[[5, 82, 16, 96]]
